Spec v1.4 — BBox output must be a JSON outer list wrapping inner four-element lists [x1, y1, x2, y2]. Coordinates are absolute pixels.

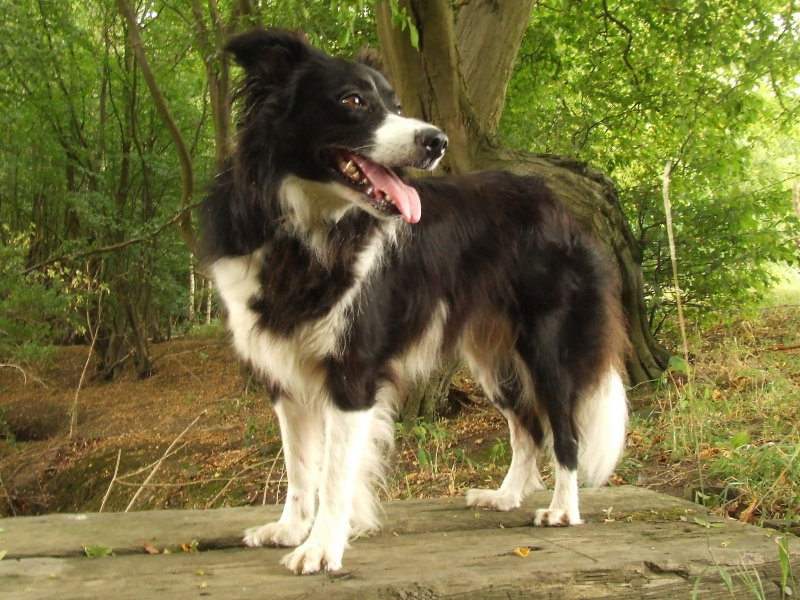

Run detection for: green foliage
[[385, 0, 419, 48], [2, 0, 798, 365], [488, 437, 509, 464], [0, 1, 381, 370], [402, 418, 452, 471], [0, 230, 82, 363], [500, 1, 800, 330]]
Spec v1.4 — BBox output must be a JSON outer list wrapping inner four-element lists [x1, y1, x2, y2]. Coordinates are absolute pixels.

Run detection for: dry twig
[[125, 410, 207, 512]]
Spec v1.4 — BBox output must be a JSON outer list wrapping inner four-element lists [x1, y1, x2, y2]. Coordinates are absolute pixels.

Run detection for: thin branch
[[22, 201, 200, 275], [662, 160, 689, 369], [262, 447, 285, 506], [117, 0, 196, 253], [99, 449, 122, 512], [0, 363, 50, 389], [601, 0, 640, 88], [70, 289, 104, 438], [125, 410, 206, 512]]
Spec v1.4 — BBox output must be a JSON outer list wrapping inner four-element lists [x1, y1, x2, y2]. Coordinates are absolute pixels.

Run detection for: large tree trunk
[[376, 0, 668, 417]]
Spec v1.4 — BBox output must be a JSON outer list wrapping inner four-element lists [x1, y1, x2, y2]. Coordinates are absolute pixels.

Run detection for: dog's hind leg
[[281, 404, 375, 574], [466, 408, 544, 511], [525, 342, 585, 526], [244, 398, 323, 548], [532, 367, 627, 526]]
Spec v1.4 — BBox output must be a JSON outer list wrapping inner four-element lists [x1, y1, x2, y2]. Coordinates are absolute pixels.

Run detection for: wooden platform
[[1, 486, 795, 599]]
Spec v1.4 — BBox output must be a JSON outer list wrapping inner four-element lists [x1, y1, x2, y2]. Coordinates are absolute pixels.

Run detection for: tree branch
[[22, 202, 201, 275], [601, 0, 640, 88], [116, 0, 196, 253]]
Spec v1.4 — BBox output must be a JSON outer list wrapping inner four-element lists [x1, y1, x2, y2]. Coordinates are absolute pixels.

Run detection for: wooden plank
[[0, 487, 795, 599]]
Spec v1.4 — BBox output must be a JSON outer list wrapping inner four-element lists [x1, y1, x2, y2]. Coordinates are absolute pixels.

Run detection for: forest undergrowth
[[0, 279, 798, 538]]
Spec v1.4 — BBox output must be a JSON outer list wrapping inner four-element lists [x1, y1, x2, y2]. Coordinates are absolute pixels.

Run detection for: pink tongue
[[351, 155, 421, 224]]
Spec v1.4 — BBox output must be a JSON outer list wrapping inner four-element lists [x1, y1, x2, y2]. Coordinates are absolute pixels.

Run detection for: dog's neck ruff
[[277, 175, 402, 262]]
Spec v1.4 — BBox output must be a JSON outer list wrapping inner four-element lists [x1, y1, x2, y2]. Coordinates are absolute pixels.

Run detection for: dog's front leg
[[244, 399, 323, 548], [281, 404, 374, 574]]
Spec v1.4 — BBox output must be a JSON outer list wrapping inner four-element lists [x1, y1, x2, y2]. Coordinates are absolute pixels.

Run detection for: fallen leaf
[[0, 550, 7, 561], [513, 547, 531, 557], [84, 545, 114, 558], [142, 542, 159, 555], [739, 496, 759, 524]]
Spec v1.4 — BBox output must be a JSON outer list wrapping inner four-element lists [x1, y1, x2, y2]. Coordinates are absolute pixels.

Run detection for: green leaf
[[408, 23, 419, 49], [729, 431, 751, 449], [691, 567, 708, 600], [84, 545, 114, 558], [0, 550, 7, 561], [667, 355, 689, 375], [417, 448, 430, 469], [715, 565, 734, 593], [693, 517, 724, 529], [777, 536, 791, 590]]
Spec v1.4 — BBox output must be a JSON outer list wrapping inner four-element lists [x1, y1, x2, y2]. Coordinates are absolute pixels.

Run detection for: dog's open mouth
[[331, 149, 421, 223]]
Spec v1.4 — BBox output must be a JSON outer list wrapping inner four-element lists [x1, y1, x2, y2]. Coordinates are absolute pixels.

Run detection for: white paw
[[243, 521, 311, 548], [533, 508, 583, 527], [280, 541, 343, 575], [466, 488, 520, 511]]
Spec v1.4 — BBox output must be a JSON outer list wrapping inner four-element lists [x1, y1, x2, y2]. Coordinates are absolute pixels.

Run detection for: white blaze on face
[[367, 114, 443, 169]]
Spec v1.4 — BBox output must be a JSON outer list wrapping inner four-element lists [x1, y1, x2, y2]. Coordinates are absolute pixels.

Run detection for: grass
[[620, 270, 800, 531]]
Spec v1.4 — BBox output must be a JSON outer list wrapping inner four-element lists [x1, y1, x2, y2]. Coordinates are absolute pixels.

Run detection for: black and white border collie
[[202, 28, 629, 574]]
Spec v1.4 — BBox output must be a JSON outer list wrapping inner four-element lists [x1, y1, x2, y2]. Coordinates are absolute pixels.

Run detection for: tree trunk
[[376, 0, 669, 419], [117, 0, 196, 254]]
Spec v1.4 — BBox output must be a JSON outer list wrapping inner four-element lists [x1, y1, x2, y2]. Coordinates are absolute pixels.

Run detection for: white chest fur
[[211, 225, 392, 404]]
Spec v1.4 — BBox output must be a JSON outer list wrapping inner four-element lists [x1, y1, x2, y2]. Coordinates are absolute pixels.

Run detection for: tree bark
[[117, 0, 196, 254], [190, 0, 234, 168], [455, 0, 534, 136], [377, 0, 476, 174], [376, 0, 669, 417]]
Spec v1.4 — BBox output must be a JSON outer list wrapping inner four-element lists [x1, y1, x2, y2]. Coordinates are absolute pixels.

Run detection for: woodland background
[[1, 0, 800, 529], [1, 0, 798, 376]]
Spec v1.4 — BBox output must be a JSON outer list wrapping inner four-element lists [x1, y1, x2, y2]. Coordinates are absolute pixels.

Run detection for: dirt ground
[[0, 338, 515, 517]]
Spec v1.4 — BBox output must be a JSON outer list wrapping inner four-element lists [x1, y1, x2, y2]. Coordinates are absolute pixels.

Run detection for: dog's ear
[[226, 28, 315, 86], [355, 48, 384, 73]]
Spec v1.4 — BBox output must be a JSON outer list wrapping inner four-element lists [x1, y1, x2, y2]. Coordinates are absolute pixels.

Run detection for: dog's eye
[[341, 94, 367, 110]]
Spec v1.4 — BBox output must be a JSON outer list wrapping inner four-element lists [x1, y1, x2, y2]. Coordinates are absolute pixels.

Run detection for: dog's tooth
[[365, 185, 375, 197], [384, 193, 392, 202]]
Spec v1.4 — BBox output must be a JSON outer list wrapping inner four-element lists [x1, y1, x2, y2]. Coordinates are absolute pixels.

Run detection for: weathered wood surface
[[0, 486, 795, 599]]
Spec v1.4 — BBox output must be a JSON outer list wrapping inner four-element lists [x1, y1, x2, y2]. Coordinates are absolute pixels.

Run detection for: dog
[[202, 28, 629, 574]]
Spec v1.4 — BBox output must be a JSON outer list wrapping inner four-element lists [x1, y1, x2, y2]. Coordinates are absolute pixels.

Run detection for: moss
[[620, 507, 694, 522]]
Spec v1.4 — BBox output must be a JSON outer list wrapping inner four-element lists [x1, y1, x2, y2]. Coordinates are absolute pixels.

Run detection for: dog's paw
[[466, 488, 520, 511], [243, 521, 310, 548], [533, 508, 583, 527], [280, 541, 343, 575]]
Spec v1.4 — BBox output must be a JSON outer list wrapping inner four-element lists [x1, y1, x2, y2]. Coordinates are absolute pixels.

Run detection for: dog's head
[[226, 29, 447, 224]]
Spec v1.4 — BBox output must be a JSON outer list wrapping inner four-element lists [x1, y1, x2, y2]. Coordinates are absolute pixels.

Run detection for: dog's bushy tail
[[576, 368, 628, 487]]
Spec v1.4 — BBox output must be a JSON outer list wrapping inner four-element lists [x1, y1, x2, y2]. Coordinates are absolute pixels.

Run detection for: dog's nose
[[416, 128, 449, 159]]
